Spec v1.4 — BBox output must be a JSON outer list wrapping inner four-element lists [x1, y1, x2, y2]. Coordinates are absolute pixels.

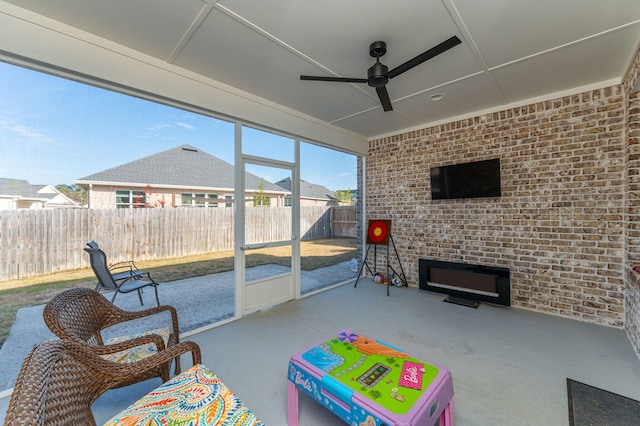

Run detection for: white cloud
[[148, 123, 171, 131], [177, 122, 195, 130], [0, 120, 58, 145]]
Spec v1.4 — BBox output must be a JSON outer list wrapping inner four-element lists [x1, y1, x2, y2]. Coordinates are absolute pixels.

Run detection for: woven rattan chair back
[[44, 287, 185, 384], [4, 340, 104, 426], [44, 287, 127, 345], [4, 337, 202, 426]]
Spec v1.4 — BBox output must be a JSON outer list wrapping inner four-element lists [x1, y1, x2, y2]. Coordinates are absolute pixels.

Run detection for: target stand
[[355, 220, 407, 296]]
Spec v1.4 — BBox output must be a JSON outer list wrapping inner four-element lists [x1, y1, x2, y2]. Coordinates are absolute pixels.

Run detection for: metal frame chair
[[84, 245, 160, 306], [86, 240, 145, 281]]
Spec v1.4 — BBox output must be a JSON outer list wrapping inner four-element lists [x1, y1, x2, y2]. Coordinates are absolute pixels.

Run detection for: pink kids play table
[[287, 329, 454, 426]]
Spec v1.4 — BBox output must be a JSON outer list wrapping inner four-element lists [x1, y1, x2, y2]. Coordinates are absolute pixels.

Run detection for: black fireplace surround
[[419, 259, 510, 307]]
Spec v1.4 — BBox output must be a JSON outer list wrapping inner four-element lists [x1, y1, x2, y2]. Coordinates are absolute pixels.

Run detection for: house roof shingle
[[0, 178, 79, 207], [76, 144, 285, 192], [274, 177, 335, 201], [0, 178, 47, 200]]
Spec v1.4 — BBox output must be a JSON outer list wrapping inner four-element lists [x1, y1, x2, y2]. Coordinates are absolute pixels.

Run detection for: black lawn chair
[[84, 246, 160, 306], [86, 240, 145, 282]]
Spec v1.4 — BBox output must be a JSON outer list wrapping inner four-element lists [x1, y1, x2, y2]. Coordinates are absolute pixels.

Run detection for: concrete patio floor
[[0, 260, 358, 392], [2, 266, 640, 424], [4, 278, 639, 425]]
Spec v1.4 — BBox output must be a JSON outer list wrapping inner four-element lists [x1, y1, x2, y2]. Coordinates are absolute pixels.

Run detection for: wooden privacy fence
[[0, 206, 357, 281], [330, 206, 357, 238]]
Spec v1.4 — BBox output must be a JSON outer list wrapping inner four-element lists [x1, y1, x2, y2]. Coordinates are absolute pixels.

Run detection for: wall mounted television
[[430, 158, 501, 200]]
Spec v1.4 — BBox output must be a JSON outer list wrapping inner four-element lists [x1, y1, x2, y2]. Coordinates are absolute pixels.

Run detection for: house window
[[225, 195, 232, 207], [181, 193, 219, 207], [116, 190, 145, 208], [285, 197, 292, 207]]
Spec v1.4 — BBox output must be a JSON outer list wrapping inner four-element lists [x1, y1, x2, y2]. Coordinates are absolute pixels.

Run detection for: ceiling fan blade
[[376, 86, 393, 111], [386, 36, 462, 79], [300, 75, 368, 83]]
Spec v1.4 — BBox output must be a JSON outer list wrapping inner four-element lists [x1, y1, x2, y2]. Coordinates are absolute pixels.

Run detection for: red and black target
[[366, 219, 391, 245]]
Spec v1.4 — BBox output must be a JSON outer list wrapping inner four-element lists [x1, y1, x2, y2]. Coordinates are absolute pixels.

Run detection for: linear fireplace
[[419, 259, 510, 308]]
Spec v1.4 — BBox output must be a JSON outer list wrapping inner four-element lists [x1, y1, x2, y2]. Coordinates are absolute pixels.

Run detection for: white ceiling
[[4, 0, 640, 139]]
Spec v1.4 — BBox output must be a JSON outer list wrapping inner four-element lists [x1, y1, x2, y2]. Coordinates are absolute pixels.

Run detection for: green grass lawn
[[0, 238, 357, 348]]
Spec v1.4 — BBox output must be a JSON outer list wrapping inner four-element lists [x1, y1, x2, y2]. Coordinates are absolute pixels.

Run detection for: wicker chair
[[3, 338, 201, 426], [43, 287, 184, 384]]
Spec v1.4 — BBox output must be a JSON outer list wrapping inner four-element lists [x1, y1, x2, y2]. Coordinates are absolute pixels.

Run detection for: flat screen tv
[[430, 158, 501, 200]]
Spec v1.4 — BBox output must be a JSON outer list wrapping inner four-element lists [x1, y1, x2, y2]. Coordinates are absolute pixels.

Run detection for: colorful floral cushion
[[101, 327, 171, 364], [103, 364, 264, 426]]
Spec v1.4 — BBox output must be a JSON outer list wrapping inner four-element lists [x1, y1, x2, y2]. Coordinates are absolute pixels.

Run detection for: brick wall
[[626, 90, 640, 354], [623, 42, 640, 356], [367, 86, 627, 327]]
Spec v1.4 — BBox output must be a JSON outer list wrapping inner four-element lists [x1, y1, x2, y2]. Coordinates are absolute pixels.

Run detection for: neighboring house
[[274, 177, 337, 206], [75, 144, 288, 209], [0, 178, 79, 210]]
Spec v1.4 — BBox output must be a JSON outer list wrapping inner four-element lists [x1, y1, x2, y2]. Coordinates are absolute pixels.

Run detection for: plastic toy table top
[[289, 329, 453, 424]]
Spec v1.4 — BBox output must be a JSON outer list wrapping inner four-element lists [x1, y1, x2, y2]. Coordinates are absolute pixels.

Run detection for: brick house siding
[[366, 45, 640, 357]]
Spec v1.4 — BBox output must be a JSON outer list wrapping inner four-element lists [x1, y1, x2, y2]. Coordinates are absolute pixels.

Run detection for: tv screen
[[430, 158, 501, 200]]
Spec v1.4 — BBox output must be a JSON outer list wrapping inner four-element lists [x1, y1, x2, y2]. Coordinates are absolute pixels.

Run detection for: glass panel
[[299, 142, 359, 295], [0, 61, 238, 392], [245, 245, 292, 282], [195, 193, 205, 206], [244, 164, 291, 244], [115, 190, 130, 208], [132, 190, 146, 208], [242, 126, 294, 163]]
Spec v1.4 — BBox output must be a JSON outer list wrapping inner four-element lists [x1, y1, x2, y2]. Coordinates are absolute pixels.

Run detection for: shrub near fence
[[0, 206, 356, 281]]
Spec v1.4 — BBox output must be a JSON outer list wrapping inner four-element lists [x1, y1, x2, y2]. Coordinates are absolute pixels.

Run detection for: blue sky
[[0, 62, 357, 192]]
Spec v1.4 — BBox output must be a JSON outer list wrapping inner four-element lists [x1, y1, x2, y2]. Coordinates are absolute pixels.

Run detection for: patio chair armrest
[[108, 260, 139, 271], [140, 271, 157, 283], [109, 261, 145, 281], [161, 340, 201, 368], [118, 271, 158, 286], [62, 338, 202, 385]]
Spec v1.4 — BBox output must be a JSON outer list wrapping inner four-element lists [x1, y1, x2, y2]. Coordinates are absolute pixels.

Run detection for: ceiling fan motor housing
[[368, 62, 389, 87]]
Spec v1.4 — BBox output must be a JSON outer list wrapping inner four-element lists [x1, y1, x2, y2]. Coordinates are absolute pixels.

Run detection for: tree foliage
[[56, 184, 88, 205], [334, 189, 354, 205], [253, 178, 271, 206]]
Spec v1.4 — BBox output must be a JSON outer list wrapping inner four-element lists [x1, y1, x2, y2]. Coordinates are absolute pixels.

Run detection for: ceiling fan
[[300, 36, 462, 112]]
